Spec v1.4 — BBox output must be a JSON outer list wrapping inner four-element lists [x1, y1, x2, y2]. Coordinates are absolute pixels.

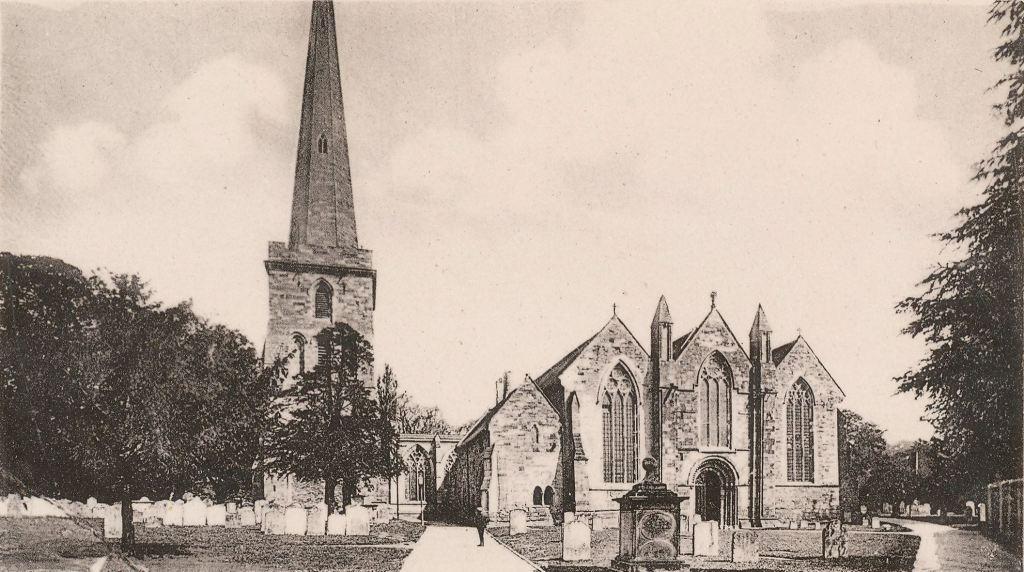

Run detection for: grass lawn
[[490, 525, 920, 572], [0, 516, 425, 571]]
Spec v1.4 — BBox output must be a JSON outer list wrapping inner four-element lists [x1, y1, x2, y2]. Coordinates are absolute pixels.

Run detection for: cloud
[[4, 55, 293, 336]]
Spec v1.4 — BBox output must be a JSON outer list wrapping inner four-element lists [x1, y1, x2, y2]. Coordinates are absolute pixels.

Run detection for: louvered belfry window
[[602, 363, 639, 483], [787, 379, 815, 482], [315, 282, 332, 320], [698, 352, 732, 448]]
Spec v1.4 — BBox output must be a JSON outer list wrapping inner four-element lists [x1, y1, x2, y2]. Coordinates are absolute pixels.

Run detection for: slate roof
[[532, 331, 603, 391], [771, 339, 798, 366]]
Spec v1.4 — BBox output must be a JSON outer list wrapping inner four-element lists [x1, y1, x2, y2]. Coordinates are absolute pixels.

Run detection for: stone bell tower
[[264, 0, 376, 390]]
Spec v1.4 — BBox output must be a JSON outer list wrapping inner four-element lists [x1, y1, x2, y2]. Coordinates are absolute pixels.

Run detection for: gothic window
[[315, 281, 332, 320], [316, 333, 330, 367], [787, 379, 815, 482], [698, 352, 732, 448], [292, 333, 306, 374], [543, 486, 554, 506], [318, 133, 328, 154], [532, 486, 543, 505], [407, 448, 428, 501], [601, 363, 639, 483]]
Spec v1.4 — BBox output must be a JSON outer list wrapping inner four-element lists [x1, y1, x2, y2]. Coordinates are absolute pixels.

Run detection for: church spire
[[288, 0, 359, 250]]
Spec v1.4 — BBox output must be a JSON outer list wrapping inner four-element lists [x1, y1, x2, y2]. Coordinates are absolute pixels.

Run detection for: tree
[[838, 410, 887, 511], [896, 1, 1024, 494], [265, 323, 402, 514]]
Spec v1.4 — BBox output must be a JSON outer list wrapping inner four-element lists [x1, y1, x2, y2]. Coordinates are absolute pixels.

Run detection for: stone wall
[[761, 337, 842, 520]]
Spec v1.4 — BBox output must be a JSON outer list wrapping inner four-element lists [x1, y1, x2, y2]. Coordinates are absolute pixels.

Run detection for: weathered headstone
[[347, 504, 370, 535], [104, 508, 122, 539], [165, 500, 185, 526], [327, 512, 348, 535], [509, 508, 528, 536], [91, 503, 110, 519], [920, 503, 931, 515], [284, 505, 307, 535], [966, 501, 976, 518], [87, 497, 97, 508], [265, 506, 286, 535], [562, 520, 591, 561], [254, 499, 267, 524], [799, 519, 810, 529], [731, 530, 758, 563], [693, 521, 720, 557], [226, 511, 241, 529], [239, 506, 257, 527], [306, 504, 327, 536], [882, 502, 893, 515], [822, 519, 849, 559], [226, 501, 238, 514], [871, 517, 881, 529], [979, 503, 987, 522], [788, 520, 798, 530], [207, 504, 227, 526], [183, 498, 207, 526]]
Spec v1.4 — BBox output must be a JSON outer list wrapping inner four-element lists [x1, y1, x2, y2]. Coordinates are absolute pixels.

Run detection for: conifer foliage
[[897, 1, 1024, 491]]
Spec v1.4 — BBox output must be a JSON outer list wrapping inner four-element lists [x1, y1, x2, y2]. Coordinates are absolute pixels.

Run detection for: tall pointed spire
[[288, 0, 358, 250]]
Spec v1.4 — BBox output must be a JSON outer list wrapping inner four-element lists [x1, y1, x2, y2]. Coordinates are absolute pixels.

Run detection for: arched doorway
[[693, 458, 737, 527]]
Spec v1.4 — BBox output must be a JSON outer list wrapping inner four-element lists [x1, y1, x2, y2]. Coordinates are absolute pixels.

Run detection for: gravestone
[[509, 508, 528, 536], [843, 511, 852, 523], [284, 504, 307, 535], [563, 511, 575, 523], [104, 508, 122, 539], [882, 502, 893, 515], [254, 500, 268, 524], [979, 503, 987, 522], [239, 506, 257, 527], [142, 503, 165, 528], [871, 517, 881, 529], [327, 512, 348, 535], [562, 520, 591, 561], [731, 530, 758, 563], [207, 504, 227, 526], [91, 503, 110, 519], [799, 519, 809, 529], [788, 521, 798, 530], [87, 497, 97, 508], [966, 501, 976, 518], [226, 502, 237, 514], [899, 501, 907, 516], [265, 507, 286, 535], [307, 504, 327, 536], [920, 503, 931, 515], [347, 505, 370, 535], [822, 519, 849, 559], [611, 458, 686, 571], [183, 498, 206, 526], [693, 521, 719, 557], [165, 500, 185, 526]]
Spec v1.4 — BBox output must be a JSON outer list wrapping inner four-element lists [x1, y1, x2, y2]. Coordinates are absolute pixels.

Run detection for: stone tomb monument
[[612, 458, 687, 572]]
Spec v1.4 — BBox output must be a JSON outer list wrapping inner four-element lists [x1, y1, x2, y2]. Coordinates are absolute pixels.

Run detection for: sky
[[1, 0, 1008, 443]]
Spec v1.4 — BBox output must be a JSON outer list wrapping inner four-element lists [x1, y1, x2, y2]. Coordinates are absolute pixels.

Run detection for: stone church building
[[443, 298, 845, 530], [259, 0, 845, 528]]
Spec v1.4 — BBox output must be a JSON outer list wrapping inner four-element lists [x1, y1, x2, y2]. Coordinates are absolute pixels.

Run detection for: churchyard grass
[[490, 526, 920, 572], [0, 516, 425, 571]]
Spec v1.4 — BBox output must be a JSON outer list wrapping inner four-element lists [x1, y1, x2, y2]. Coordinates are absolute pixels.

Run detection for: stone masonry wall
[[761, 337, 842, 520]]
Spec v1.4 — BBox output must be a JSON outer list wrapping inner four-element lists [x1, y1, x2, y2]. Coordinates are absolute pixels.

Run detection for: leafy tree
[[265, 323, 402, 513], [376, 364, 404, 483], [896, 0, 1024, 494], [838, 410, 887, 511]]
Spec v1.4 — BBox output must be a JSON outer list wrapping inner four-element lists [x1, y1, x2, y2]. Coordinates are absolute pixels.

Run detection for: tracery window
[[601, 363, 639, 483], [698, 352, 732, 448], [407, 448, 428, 501], [315, 281, 332, 320], [787, 379, 815, 482]]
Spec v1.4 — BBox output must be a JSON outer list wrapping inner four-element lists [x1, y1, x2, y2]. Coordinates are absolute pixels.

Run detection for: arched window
[[407, 448, 428, 501], [787, 379, 815, 482], [698, 352, 732, 448], [601, 363, 639, 483], [292, 333, 306, 374], [532, 486, 543, 505], [543, 486, 554, 506], [314, 281, 332, 320], [318, 133, 328, 154]]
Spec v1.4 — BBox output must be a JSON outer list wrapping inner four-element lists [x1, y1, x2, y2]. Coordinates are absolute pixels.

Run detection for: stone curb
[[487, 530, 546, 572]]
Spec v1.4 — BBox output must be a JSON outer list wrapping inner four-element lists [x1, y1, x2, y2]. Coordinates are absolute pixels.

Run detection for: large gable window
[[787, 379, 815, 482], [601, 362, 639, 483], [698, 352, 732, 448], [314, 281, 333, 320]]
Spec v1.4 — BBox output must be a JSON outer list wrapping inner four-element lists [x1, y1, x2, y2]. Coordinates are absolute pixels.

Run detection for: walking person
[[474, 507, 488, 547]]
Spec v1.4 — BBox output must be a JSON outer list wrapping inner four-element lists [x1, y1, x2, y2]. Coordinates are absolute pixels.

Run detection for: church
[[441, 298, 845, 530], [260, 0, 845, 529]]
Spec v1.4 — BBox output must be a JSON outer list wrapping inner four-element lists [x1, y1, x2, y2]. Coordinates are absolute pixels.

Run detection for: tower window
[[318, 133, 328, 154], [315, 281, 332, 319]]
